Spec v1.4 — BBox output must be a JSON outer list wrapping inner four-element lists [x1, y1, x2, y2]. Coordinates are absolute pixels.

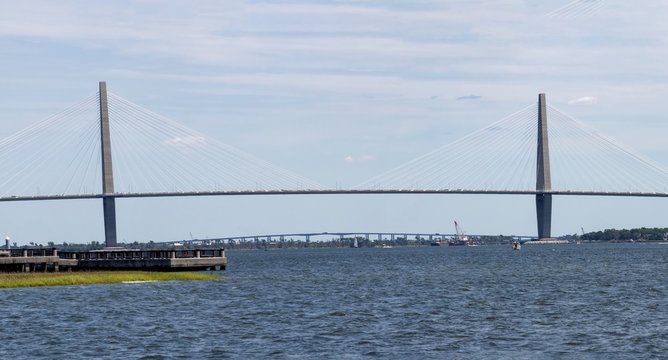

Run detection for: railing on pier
[[59, 248, 225, 260], [0, 248, 59, 258], [0, 247, 226, 272]]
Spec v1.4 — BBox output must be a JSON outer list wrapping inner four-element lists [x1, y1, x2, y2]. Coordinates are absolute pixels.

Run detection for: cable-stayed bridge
[[1, 82, 666, 247]]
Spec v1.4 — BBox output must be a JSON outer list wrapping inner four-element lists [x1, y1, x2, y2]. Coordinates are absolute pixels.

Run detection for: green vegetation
[[580, 227, 668, 242], [0, 271, 219, 289]]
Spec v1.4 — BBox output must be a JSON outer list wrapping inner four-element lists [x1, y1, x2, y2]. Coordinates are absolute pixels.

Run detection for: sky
[[0, 0, 667, 245]]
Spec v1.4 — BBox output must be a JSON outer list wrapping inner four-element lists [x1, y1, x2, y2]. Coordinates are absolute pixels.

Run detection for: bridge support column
[[103, 197, 117, 247], [99, 81, 118, 248], [536, 193, 552, 239], [536, 93, 553, 240]]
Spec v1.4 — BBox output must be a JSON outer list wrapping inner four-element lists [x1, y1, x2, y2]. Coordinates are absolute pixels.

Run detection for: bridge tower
[[536, 93, 552, 240], [99, 81, 118, 248]]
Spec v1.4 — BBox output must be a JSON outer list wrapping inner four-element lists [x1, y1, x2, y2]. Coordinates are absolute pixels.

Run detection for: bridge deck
[[1, 189, 666, 202]]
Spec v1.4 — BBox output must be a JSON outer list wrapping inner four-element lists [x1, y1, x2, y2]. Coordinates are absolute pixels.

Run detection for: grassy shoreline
[[0, 271, 219, 288]]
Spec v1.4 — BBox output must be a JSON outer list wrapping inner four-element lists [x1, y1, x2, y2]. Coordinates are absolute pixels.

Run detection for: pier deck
[[0, 248, 226, 272]]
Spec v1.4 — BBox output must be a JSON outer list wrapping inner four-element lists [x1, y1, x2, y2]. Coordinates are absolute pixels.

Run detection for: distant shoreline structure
[[525, 238, 570, 245]]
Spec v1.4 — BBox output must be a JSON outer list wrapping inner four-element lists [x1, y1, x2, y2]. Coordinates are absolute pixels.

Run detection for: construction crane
[[452, 220, 477, 246], [454, 221, 467, 241]]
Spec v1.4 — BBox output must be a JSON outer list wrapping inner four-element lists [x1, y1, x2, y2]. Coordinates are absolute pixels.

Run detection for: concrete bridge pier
[[536, 93, 554, 241], [536, 193, 552, 239], [102, 197, 117, 247], [99, 81, 118, 248]]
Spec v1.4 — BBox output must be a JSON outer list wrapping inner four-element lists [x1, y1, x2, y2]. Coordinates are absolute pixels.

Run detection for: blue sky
[[0, 0, 667, 245]]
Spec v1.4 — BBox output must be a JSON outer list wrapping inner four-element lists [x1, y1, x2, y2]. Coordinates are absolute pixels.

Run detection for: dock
[[0, 248, 226, 272]]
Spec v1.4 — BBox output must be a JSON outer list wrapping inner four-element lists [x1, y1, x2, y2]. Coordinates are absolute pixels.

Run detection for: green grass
[[0, 271, 219, 288]]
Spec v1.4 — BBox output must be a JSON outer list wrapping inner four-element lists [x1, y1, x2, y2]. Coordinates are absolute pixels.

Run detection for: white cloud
[[344, 155, 377, 163], [164, 136, 207, 147], [568, 96, 598, 105]]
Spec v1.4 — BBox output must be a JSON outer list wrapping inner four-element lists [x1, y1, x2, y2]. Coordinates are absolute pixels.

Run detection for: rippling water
[[1, 243, 666, 359]]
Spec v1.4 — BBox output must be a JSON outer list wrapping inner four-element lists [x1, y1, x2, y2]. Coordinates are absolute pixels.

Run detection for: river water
[[1, 243, 666, 359]]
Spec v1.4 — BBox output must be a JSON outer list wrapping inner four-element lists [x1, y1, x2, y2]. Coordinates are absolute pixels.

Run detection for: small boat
[[430, 240, 448, 246], [512, 241, 521, 251]]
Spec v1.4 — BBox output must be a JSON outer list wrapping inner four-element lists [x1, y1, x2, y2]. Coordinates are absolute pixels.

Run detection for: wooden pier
[[0, 248, 226, 272]]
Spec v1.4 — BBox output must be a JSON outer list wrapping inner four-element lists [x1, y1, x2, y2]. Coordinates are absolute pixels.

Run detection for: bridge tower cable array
[[0, 84, 666, 244]]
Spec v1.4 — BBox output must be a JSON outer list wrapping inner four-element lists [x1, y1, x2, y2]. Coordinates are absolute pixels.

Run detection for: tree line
[[580, 227, 668, 241]]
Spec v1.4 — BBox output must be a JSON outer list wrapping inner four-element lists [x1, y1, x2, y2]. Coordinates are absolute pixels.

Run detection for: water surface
[[1, 243, 666, 358]]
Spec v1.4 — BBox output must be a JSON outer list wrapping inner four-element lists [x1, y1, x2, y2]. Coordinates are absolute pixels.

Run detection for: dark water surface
[[1, 243, 666, 359]]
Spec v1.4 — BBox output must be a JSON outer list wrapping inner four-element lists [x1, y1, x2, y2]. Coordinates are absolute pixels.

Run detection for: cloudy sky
[[1, 0, 667, 245]]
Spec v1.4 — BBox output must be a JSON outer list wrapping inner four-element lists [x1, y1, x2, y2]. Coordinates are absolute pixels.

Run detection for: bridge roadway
[[0, 189, 667, 202]]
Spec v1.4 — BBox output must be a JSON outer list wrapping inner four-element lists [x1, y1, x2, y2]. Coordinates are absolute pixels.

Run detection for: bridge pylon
[[99, 81, 118, 248], [536, 93, 553, 240]]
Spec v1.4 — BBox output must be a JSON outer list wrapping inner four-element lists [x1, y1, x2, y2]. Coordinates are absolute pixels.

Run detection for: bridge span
[[159, 231, 536, 247], [1, 82, 666, 247], [1, 189, 666, 203]]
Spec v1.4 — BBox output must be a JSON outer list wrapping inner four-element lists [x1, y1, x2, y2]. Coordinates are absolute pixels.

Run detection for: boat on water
[[448, 239, 475, 246], [512, 241, 521, 251], [448, 240, 479, 246]]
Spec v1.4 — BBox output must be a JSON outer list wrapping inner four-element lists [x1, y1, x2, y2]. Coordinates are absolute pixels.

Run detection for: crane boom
[[454, 220, 466, 240]]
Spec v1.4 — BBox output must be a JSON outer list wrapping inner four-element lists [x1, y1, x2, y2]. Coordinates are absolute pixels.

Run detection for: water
[[1, 243, 666, 359]]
